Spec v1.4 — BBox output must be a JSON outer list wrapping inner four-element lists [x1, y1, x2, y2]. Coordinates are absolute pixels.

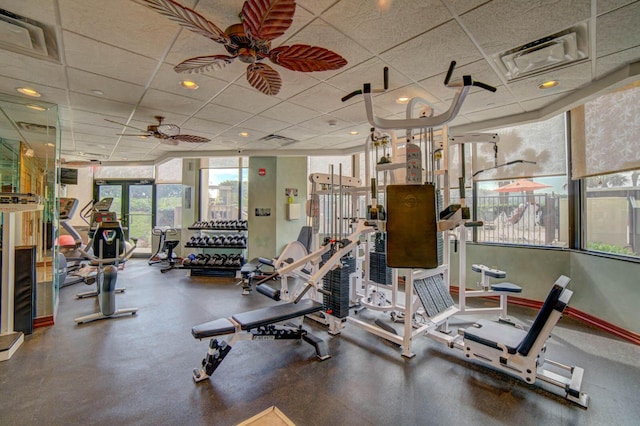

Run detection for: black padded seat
[[232, 299, 323, 331], [490, 282, 522, 293], [464, 319, 527, 354], [192, 318, 236, 339]]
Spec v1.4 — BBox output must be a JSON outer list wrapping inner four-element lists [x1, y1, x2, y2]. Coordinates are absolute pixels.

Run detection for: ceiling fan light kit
[[142, 0, 347, 95]]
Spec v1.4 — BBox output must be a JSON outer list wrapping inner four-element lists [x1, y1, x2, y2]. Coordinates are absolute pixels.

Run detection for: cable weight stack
[[323, 256, 355, 319]]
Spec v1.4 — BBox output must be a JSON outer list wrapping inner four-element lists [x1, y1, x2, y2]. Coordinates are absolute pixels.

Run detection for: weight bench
[[461, 275, 589, 407], [191, 299, 330, 382]]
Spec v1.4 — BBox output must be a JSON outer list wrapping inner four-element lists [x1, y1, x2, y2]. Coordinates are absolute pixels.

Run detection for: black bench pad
[[192, 318, 236, 339], [232, 299, 323, 331], [464, 319, 527, 354], [490, 282, 522, 293]]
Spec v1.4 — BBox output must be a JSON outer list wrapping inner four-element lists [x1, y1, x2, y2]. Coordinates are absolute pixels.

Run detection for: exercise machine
[[421, 274, 588, 407], [74, 220, 138, 324], [56, 198, 87, 288], [148, 226, 180, 273], [191, 297, 330, 382]]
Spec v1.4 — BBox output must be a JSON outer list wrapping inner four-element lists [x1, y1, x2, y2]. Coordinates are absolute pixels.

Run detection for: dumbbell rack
[[182, 220, 248, 277]]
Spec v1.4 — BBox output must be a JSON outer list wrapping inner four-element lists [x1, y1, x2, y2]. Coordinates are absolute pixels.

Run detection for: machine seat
[[232, 299, 322, 331], [490, 282, 522, 293], [463, 319, 527, 354]]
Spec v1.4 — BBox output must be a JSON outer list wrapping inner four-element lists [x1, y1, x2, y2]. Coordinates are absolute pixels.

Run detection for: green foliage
[[587, 241, 638, 257]]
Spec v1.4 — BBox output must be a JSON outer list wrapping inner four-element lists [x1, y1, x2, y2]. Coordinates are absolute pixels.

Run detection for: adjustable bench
[[462, 275, 589, 407], [468, 264, 522, 321], [191, 299, 330, 382]]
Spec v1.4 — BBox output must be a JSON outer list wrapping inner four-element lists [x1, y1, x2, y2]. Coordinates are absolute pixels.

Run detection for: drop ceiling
[[0, 0, 639, 165]]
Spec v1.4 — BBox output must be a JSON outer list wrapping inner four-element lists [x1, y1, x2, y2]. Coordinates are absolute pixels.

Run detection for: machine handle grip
[[341, 90, 362, 102], [473, 81, 497, 92], [444, 61, 456, 86], [383, 66, 389, 90]]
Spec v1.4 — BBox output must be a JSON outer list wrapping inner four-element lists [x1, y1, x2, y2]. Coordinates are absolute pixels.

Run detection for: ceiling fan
[[142, 0, 348, 95], [105, 116, 211, 144]]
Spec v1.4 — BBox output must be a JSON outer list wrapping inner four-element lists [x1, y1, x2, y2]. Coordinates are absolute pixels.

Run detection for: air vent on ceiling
[[493, 23, 589, 81], [16, 121, 56, 135], [0, 9, 59, 61], [258, 134, 299, 147]]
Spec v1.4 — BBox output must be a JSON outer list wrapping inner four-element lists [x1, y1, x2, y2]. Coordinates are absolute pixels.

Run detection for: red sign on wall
[[258, 168, 266, 176]]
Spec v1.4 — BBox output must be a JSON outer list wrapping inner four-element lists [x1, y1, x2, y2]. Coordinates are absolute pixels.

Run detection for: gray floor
[[1, 259, 639, 425]]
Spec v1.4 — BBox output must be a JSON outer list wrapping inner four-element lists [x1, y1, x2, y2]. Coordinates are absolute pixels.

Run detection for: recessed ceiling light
[[538, 80, 559, 90], [17, 87, 41, 97], [26, 104, 47, 111], [349, 131, 359, 135], [239, 132, 249, 137], [46, 143, 55, 147], [91, 89, 104, 95], [138, 135, 148, 139], [396, 97, 410, 104], [180, 80, 199, 90]]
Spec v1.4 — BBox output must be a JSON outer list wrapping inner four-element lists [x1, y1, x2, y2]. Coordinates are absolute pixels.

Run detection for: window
[[156, 159, 183, 228], [584, 169, 640, 258], [470, 114, 569, 247], [200, 158, 248, 221], [575, 82, 640, 259]]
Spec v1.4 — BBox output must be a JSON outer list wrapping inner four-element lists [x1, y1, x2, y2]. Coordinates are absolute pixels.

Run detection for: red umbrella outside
[[493, 179, 551, 193]]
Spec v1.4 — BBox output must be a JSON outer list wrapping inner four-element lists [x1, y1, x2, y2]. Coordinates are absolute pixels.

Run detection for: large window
[[200, 157, 248, 221], [156, 159, 183, 228], [574, 82, 640, 259], [470, 114, 569, 247]]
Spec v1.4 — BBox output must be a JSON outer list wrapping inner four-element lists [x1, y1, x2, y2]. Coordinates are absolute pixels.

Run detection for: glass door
[[94, 180, 155, 255]]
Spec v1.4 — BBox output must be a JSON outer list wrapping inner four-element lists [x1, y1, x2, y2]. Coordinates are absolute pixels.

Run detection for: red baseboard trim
[[33, 316, 54, 328], [450, 286, 640, 345]]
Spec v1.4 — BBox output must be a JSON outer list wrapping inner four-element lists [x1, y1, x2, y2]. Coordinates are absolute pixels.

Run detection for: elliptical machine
[[74, 220, 138, 324]]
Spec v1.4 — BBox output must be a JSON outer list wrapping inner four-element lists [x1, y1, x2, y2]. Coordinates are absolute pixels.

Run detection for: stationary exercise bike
[[74, 220, 138, 324], [148, 226, 180, 273]]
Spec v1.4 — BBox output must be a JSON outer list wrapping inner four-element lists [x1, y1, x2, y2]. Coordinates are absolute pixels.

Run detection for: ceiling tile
[[242, 115, 290, 134], [372, 84, 441, 116], [69, 92, 136, 117], [299, 115, 352, 133], [150, 63, 230, 102], [289, 82, 350, 114], [297, 0, 338, 16], [211, 84, 280, 114], [276, 125, 322, 141], [520, 93, 568, 112], [507, 62, 593, 102], [140, 88, 206, 115], [597, 0, 638, 15], [380, 20, 483, 82], [63, 31, 158, 86], [0, 75, 68, 106], [59, 0, 177, 59], [180, 117, 229, 136], [596, 2, 640, 58], [261, 101, 320, 125], [67, 68, 145, 104], [459, 85, 517, 114], [442, 0, 491, 15], [596, 47, 640, 78], [322, 0, 451, 54], [195, 103, 252, 126], [0, 49, 66, 89], [1, 0, 57, 25], [460, 0, 591, 55]]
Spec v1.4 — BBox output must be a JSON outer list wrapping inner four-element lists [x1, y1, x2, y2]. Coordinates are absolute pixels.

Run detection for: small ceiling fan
[[105, 116, 211, 144], [142, 0, 348, 95]]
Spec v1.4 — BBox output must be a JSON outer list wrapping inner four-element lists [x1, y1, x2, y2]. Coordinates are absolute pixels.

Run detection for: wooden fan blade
[[117, 133, 152, 137], [174, 55, 236, 73], [270, 45, 348, 72], [171, 134, 211, 143], [242, 0, 295, 42], [141, 0, 232, 45], [246, 63, 282, 95], [105, 119, 149, 133]]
